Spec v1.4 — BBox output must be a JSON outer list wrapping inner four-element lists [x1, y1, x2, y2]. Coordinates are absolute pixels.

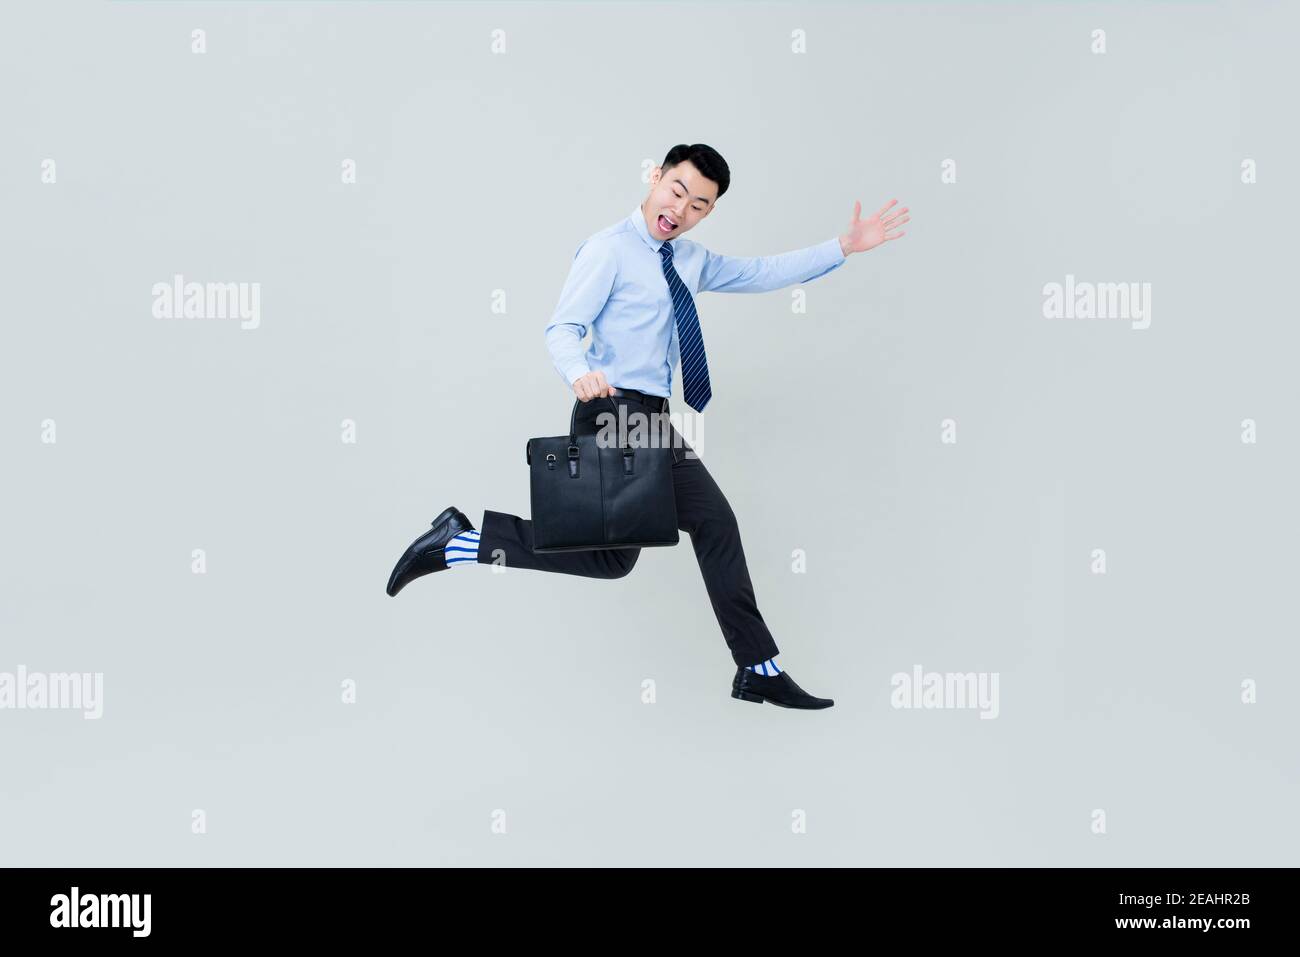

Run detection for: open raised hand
[[840, 198, 909, 254]]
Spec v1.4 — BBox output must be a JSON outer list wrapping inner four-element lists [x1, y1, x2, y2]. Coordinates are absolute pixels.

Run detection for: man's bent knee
[[603, 550, 639, 579]]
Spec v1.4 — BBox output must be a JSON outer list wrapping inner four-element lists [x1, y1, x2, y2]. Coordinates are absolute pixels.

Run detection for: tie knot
[[658, 241, 673, 263]]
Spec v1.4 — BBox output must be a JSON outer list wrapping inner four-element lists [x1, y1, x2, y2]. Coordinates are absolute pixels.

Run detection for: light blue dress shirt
[[544, 203, 847, 398]]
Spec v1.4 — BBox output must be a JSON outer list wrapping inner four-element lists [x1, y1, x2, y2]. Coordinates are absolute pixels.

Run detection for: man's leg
[[385, 503, 639, 595], [670, 443, 781, 669], [476, 510, 640, 579]]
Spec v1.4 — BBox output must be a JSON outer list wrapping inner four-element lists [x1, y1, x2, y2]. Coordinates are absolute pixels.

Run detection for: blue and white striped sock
[[746, 656, 782, 676], [444, 529, 480, 566]]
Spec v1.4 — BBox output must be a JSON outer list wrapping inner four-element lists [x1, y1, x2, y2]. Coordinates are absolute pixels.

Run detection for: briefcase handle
[[568, 396, 631, 451], [526, 396, 634, 469], [565, 396, 638, 477]]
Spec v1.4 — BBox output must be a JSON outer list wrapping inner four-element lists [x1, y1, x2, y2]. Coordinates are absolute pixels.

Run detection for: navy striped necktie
[[658, 241, 712, 412]]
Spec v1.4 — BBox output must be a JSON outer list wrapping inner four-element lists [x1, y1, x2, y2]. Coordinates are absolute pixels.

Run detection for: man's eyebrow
[[673, 179, 711, 204]]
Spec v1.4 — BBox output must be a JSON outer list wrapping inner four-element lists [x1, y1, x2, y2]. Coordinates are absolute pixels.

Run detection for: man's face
[[642, 160, 717, 240]]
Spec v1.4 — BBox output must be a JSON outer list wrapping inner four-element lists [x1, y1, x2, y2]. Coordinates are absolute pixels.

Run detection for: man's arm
[[543, 238, 618, 386], [693, 235, 847, 294], [693, 197, 911, 294]]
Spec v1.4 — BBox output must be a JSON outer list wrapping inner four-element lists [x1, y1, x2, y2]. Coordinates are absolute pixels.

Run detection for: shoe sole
[[731, 689, 834, 709]]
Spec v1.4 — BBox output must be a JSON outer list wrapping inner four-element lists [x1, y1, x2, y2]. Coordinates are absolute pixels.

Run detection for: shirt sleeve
[[543, 238, 618, 385], [695, 235, 847, 294]]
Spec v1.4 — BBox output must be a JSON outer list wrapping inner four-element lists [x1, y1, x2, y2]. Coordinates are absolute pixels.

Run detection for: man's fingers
[[574, 371, 618, 401], [853, 199, 861, 222], [875, 198, 898, 219]]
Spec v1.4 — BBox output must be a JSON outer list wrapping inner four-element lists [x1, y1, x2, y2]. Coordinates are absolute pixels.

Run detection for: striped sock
[[746, 656, 782, 676], [444, 529, 480, 566]]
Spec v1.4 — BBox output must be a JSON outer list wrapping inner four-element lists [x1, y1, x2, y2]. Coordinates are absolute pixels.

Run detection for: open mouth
[[657, 215, 677, 233]]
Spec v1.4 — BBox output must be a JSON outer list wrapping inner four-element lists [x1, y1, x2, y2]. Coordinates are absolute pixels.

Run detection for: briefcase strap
[[569, 395, 622, 446], [564, 396, 644, 479]]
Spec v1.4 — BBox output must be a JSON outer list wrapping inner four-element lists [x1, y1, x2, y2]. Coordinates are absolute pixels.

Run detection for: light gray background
[[2, 0, 1296, 866]]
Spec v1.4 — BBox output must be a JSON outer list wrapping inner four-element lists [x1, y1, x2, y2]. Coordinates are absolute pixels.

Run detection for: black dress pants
[[476, 391, 780, 667]]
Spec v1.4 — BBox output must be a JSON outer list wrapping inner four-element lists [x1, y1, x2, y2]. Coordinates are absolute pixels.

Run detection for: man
[[385, 143, 908, 710]]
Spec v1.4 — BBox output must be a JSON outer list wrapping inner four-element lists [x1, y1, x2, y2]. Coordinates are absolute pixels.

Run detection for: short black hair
[[660, 143, 730, 201]]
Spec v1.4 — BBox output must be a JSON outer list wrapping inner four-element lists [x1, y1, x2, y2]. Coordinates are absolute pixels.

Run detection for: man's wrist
[[838, 235, 852, 258]]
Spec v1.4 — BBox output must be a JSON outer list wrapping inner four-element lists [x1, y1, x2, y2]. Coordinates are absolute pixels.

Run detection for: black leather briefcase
[[526, 397, 679, 553]]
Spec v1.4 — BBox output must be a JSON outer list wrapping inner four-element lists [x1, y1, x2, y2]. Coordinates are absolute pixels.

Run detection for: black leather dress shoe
[[385, 506, 476, 597], [731, 667, 834, 709]]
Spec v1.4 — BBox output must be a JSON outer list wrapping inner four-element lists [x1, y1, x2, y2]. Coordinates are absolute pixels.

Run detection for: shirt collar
[[630, 202, 665, 252]]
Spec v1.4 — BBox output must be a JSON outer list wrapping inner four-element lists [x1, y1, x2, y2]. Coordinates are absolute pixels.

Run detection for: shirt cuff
[[561, 361, 591, 385]]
